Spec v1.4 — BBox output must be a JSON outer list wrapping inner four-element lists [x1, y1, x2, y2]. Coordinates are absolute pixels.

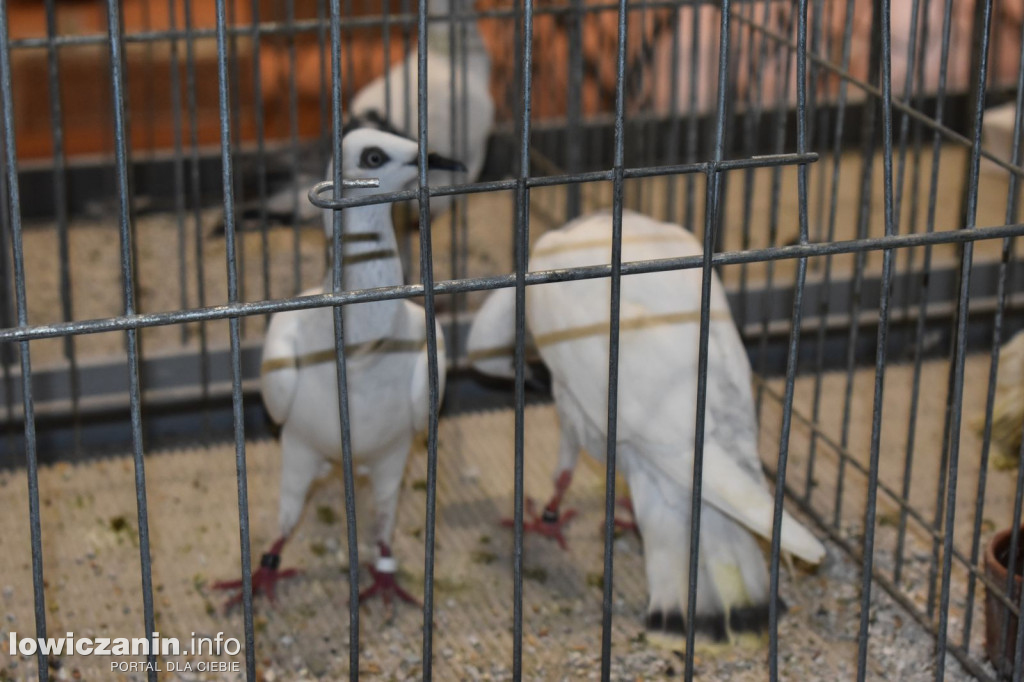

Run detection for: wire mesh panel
[[3, 0, 1024, 680]]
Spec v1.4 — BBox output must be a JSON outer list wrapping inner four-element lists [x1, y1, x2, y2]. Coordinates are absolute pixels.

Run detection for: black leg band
[[260, 552, 281, 571]]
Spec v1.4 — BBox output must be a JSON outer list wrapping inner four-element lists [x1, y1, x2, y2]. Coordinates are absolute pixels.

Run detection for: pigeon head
[[338, 126, 466, 194]]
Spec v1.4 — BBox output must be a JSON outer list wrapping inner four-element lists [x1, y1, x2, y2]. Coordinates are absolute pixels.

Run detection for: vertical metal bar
[[103, 1, 158, 678], [227, 0, 247, 334], [0, 3, 49, 678], [890, 0, 924, 241], [512, 0, 535, 674], [249, 0, 271, 303], [742, 0, 782, 353], [0, 87, 16, 457], [855, 0, 897, 678], [682, 3, 701, 232], [382, 0, 392, 124], [400, 0, 413, 136], [896, 0, 932, 332], [565, 0, 583, 221], [684, 3, 729, 681], [342, 0, 355, 109], [893, 0, 936, 589], [806, 0, 827, 246], [317, 0, 330, 163], [43, 0, 81, 452], [456, 5, 471, 364], [285, 0, 303, 295], [661, 2, 682, 222], [416, 0, 444, 676], [768, 0, 809, 678], [139, 0, 157, 156], [399, 0, 415, 280], [711, 8, 737, 256], [213, 0, 258, 678], [325, 2, 360, 679], [933, 2, 991, 676], [925, 0, 959, 620], [447, 0, 460, 365], [889, 0, 925, 349], [835, 0, 882, 531], [806, 0, 857, 508], [962, 8, 1024, 650], [734, 0, 761, 332], [184, 0, 212, 431], [166, 0, 190, 345], [600, 1, 629, 679], [755, 6, 796, 411], [625, 1, 647, 214], [644, 3, 669, 214]]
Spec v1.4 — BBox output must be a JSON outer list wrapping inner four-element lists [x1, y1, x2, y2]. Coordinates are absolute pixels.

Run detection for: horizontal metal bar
[[5, 256, 1019, 414], [1, 217, 1023, 344], [307, 152, 819, 210]]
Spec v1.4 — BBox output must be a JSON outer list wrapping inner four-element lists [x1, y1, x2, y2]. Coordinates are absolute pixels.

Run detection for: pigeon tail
[[629, 460, 775, 646]]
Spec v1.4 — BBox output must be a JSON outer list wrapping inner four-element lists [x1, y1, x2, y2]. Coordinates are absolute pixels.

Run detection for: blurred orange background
[[5, 0, 1024, 161]]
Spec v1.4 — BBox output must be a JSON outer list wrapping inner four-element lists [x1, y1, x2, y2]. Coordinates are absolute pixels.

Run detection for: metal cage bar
[[511, 0, 535, 677], [683, 1, 731, 680], [213, 0, 258, 678], [104, 3, 159, 680], [767, 0, 809, 679], [599, 0, 629, 677], [415, 0, 445, 677], [0, 3, 49, 679], [326, 1, 362, 679], [854, 0, 898, 679]]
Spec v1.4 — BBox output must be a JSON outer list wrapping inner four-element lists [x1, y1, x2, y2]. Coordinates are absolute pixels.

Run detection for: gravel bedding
[[0, 386, 1002, 681]]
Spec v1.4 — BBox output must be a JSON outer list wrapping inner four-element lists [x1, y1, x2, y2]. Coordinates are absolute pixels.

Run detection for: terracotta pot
[[985, 525, 1024, 679]]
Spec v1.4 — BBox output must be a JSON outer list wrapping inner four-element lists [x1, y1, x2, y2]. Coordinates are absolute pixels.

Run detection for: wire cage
[[3, 0, 1024, 680]]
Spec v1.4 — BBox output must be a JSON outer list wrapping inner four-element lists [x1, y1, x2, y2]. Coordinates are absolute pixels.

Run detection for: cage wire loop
[[308, 178, 381, 209]]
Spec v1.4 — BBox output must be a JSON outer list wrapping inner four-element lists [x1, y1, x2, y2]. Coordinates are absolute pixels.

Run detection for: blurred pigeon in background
[[217, 0, 493, 237]]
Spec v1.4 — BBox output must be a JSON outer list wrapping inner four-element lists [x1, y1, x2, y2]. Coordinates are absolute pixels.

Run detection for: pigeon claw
[[501, 497, 578, 550], [213, 552, 300, 611], [612, 517, 640, 536], [358, 564, 420, 609], [611, 497, 640, 537]]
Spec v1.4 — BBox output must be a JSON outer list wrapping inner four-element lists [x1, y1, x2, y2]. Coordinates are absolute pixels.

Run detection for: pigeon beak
[[407, 153, 467, 173]]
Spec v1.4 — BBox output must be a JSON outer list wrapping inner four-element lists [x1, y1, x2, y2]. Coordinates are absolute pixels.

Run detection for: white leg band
[[375, 556, 398, 574]]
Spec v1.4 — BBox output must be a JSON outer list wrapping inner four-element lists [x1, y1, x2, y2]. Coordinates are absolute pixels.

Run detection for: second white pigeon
[[468, 208, 826, 644]]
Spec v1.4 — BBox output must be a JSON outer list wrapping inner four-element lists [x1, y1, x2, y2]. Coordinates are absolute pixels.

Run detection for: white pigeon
[[350, 0, 494, 219], [215, 127, 462, 608], [218, 0, 493, 235], [467, 209, 826, 643]]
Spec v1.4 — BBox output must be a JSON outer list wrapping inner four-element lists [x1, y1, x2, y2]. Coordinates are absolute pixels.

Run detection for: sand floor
[[0, 351, 1014, 680]]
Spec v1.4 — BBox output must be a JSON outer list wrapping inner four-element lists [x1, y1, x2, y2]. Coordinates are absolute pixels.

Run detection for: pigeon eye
[[360, 147, 388, 169]]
